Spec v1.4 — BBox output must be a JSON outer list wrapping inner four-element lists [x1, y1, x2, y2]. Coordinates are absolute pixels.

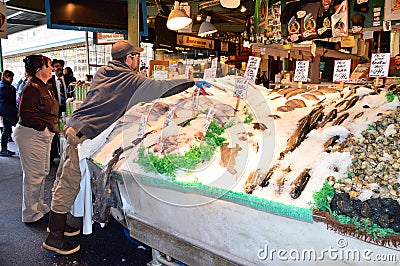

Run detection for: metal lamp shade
[[220, 0, 240, 9], [198, 16, 217, 37], [167, 1, 192, 31]]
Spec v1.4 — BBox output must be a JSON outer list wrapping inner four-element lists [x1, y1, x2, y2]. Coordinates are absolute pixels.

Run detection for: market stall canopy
[[5, 0, 46, 35]]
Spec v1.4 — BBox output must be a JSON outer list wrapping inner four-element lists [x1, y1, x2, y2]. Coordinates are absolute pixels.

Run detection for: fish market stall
[[87, 77, 400, 265]]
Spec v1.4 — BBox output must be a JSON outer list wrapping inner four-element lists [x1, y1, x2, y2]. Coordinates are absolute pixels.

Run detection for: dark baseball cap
[[111, 40, 144, 59]]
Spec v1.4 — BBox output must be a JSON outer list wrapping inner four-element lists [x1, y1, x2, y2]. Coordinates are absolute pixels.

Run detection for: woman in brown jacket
[[14, 55, 59, 224]]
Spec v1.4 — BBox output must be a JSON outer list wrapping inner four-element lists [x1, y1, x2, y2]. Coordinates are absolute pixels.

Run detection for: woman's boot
[[42, 211, 80, 255]]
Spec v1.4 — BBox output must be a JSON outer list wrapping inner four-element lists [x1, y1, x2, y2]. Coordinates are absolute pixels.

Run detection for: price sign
[[137, 114, 148, 138], [333, 59, 351, 82], [164, 104, 176, 128], [369, 53, 390, 77], [202, 107, 216, 135], [191, 88, 200, 111], [211, 57, 218, 69], [234, 78, 249, 99], [294, 61, 309, 82], [203, 68, 216, 80], [244, 56, 261, 83]]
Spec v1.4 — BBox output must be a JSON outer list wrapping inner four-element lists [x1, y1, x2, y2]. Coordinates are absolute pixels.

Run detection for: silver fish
[[332, 112, 349, 126], [289, 168, 311, 199], [244, 169, 263, 194], [341, 95, 359, 112], [318, 109, 337, 128]]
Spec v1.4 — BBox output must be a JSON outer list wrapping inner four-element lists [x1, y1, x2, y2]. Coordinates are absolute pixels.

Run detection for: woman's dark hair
[[2, 70, 14, 80], [23, 55, 51, 77]]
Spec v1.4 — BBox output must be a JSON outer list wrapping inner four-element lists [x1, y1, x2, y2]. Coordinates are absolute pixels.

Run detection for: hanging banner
[[384, 0, 400, 21], [294, 61, 310, 82], [332, 0, 348, 38], [244, 56, 261, 83], [333, 59, 351, 82], [369, 53, 390, 78], [283, 0, 350, 42], [0, 2, 7, 39]]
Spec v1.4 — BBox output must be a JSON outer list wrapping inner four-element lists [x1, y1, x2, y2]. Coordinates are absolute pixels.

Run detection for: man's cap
[[111, 40, 144, 59], [52, 59, 65, 67]]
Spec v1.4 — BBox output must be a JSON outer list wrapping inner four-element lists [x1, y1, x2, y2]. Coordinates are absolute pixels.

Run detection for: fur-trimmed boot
[[42, 211, 80, 255]]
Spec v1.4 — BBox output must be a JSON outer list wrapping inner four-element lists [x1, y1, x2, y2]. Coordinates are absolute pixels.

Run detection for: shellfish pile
[[334, 106, 400, 203]]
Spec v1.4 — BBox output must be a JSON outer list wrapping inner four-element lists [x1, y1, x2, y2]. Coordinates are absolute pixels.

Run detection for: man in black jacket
[[47, 59, 76, 164], [0, 70, 17, 156]]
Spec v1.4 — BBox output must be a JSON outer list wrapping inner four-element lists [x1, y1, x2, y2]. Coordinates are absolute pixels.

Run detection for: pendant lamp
[[167, 1, 192, 31], [220, 0, 240, 9], [198, 16, 217, 37]]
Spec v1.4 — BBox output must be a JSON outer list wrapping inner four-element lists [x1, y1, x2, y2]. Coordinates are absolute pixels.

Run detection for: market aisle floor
[[0, 141, 152, 266]]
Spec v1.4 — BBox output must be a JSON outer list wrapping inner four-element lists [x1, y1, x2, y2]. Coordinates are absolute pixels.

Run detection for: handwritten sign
[[294, 61, 309, 82], [211, 57, 218, 69], [137, 114, 148, 138], [191, 88, 200, 111], [333, 59, 351, 82], [234, 78, 249, 99], [369, 53, 390, 77], [202, 107, 216, 136], [244, 56, 261, 83], [203, 68, 216, 80], [163, 104, 176, 128]]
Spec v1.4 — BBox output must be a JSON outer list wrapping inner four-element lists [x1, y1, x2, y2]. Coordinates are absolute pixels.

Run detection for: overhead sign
[[294, 61, 310, 82], [0, 2, 8, 39], [177, 34, 214, 50], [333, 59, 351, 82], [369, 53, 390, 77], [95, 33, 125, 44]]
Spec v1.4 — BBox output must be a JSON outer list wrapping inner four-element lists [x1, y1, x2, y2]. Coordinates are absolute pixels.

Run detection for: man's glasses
[[128, 53, 140, 58]]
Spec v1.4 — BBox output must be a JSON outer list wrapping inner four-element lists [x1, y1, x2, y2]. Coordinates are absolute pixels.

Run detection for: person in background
[[0, 70, 17, 156], [47, 59, 76, 165], [389, 54, 400, 77], [139, 66, 147, 77], [63, 67, 77, 82], [43, 40, 201, 255], [84, 74, 93, 83], [16, 72, 31, 108], [13, 55, 59, 224]]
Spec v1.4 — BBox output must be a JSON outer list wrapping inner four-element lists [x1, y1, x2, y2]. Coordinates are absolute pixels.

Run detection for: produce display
[[91, 76, 400, 245]]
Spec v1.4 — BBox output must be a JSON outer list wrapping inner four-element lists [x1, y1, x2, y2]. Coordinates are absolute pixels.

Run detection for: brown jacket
[[19, 76, 59, 133]]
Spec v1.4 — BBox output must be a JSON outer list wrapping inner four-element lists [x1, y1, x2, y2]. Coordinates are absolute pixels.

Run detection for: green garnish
[[309, 180, 334, 214], [135, 121, 227, 177]]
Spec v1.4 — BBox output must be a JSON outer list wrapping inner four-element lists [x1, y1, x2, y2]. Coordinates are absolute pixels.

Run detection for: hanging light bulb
[[220, 0, 240, 9], [240, 5, 247, 12], [198, 16, 217, 37], [167, 1, 192, 31]]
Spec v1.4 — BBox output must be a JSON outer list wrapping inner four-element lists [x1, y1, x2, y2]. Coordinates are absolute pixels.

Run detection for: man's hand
[[195, 80, 212, 89]]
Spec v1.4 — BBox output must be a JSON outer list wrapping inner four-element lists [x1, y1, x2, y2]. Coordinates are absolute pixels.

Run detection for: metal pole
[[85, 31, 90, 74], [0, 39, 3, 72]]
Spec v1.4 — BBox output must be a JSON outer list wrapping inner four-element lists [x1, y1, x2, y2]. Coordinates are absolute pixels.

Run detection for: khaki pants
[[51, 127, 86, 214], [14, 124, 54, 222]]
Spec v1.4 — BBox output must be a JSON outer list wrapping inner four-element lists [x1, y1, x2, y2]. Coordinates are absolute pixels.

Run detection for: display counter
[[84, 76, 399, 265]]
